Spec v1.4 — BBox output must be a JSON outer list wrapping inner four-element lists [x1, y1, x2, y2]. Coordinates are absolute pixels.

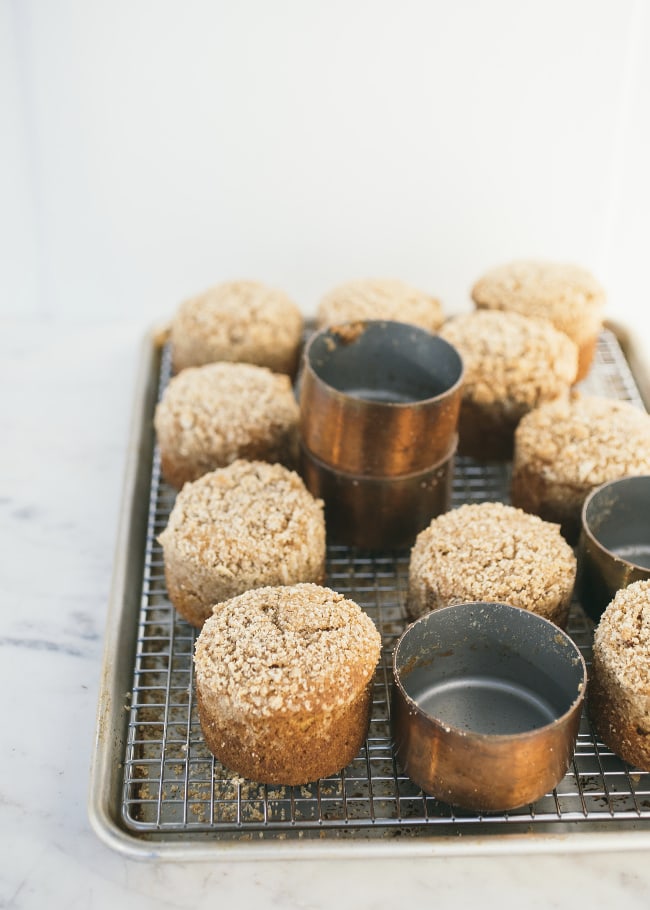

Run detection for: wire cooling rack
[[121, 329, 650, 842]]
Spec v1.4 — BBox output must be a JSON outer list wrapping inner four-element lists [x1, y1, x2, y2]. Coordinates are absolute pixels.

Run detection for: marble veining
[[0, 637, 87, 657]]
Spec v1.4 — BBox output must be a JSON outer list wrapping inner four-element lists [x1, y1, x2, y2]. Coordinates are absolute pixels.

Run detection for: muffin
[[194, 583, 382, 785], [588, 580, 650, 771], [471, 259, 605, 382], [407, 502, 576, 628], [439, 309, 578, 460], [316, 278, 444, 331], [154, 361, 299, 488], [170, 280, 304, 375], [159, 461, 326, 627], [512, 393, 650, 543]]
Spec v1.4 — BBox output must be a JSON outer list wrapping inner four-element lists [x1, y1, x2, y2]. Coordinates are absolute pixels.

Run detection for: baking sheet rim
[[88, 325, 650, 862]]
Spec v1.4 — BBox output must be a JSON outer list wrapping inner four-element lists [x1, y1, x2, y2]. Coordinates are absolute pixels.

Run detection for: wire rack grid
[[121, 329, 650, 842]]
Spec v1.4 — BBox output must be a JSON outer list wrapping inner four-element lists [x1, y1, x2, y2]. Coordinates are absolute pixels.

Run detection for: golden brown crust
[[471, 259, 605, 381], [170, 280, 303, 375], [589, 581, 650, 770], [196, 685, 373, 786], [154, 361, 300, 488], [316, 278, 444, 331], [574, 335, 598, 384], [512, 394, 650, 542], [193, 583, 382, 784], [407, 502, 576, 627], [510, 463, 586, 543], [159, 461, 326, 627], [439, 310, 577, 460]]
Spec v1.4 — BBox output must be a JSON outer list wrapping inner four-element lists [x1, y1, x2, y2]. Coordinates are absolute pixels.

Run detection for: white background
[[2, 0, 649, 334]]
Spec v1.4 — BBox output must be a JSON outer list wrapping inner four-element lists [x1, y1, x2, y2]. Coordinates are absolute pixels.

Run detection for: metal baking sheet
[[89, 326, 650, 860]]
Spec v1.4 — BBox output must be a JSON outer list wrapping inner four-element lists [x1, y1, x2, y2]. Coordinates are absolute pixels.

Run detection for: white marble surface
[[3, 315, 650, 910]]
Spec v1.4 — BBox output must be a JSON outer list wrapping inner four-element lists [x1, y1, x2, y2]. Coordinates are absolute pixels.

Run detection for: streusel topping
[[440, 310, 577, 410], [594, 580, 650, 692], [317, 278, 444, 331], [471, 260, 605, 344], [154, 361, 298, 465], [194, 584, 381, 716], [513, 393, 650, 487], [408, 502, 576, 617], [171, 280, 303, 373], [159, 460, 324, 582]]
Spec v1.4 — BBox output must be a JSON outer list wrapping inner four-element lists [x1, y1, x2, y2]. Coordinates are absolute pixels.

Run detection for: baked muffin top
[[154, 361, 299, 472], [471, 260, 605, 346], [159, 460, 325, 580], [439, 309, 578, 410], [170, 279, 303, 373], [316, 278, 444, 332], [408, 502, 576, 620], [194, 583, 381, 716], [513, 393, 650, 487]]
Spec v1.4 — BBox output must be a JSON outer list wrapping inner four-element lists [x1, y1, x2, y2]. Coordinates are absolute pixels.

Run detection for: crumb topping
[[513, 393, 650, 486], [171, 280, 303, 371], [316, 278, 444, 331], [154, 361, 298, 464], [594, 581, 650, 693], [159, 460, 325, 577], [439, 310, 577, 409], [194, 584, 382, 716], [408, 502, 576, 614], [471, 260, 605, 344]]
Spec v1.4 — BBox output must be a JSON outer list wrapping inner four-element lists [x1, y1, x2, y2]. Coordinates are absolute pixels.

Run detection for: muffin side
[[194, 583, 382, 784], [589, 580, 650, 770]]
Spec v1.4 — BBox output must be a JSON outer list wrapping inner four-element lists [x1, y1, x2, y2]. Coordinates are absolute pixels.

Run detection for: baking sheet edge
[[88, 326, 650, 862]]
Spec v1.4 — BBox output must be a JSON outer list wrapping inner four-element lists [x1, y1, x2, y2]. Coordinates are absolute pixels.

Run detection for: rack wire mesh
[[121, 329, 650, 842]]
